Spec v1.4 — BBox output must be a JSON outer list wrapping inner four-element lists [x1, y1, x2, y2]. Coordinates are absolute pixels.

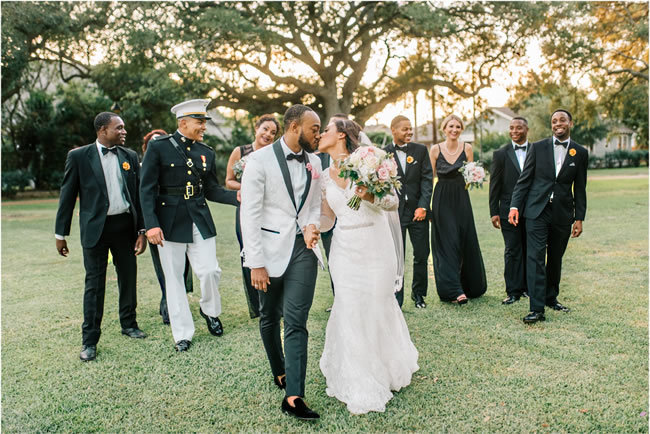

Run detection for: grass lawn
[[2, 176, 648, 432]]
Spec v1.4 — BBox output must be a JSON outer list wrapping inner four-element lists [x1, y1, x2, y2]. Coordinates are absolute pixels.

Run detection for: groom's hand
[[508, 209, 519, 226], [303, 224, 320, 249], [251, 267, 271, 292]]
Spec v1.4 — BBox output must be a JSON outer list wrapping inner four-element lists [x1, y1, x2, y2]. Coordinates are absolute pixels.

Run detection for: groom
[[240, 104, 323, 420]]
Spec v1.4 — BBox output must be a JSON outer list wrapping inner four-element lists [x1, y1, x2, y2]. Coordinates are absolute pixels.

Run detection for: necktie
[[514, 145, 527, 151], [554, 140, 568, 148], [395, 146, 407, 153], [287, 153, 305, 163], [102, 146, 118, 155]]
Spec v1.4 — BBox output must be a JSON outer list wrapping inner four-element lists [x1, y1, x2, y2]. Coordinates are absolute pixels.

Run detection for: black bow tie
[[514, 144, 527, 151], [287, 153, 305, 163], [395, 145, 407, 152], [101, 146, 118, 155], [554, 140, 569, 148]]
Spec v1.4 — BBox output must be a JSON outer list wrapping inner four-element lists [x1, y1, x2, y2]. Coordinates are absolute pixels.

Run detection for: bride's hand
[[355, 185, 374, 203]]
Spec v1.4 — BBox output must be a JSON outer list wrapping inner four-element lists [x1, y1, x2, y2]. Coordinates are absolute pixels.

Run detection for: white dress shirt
[[280, 137, 308, 206], [512, 140, 528, 171], [553, 136, 570, 176], [393, 143, 408, 200]]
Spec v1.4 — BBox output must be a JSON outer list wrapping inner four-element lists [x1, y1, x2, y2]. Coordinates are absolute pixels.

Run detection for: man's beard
[[298, 131, 315, 153]]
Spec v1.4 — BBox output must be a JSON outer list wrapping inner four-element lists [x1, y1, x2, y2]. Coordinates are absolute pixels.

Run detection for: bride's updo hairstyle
[[440, 114, 465, 131], [333, 119, 361, 154]]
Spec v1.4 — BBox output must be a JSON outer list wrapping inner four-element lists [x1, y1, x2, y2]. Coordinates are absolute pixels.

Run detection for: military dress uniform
[[140, 100, 238, 346]]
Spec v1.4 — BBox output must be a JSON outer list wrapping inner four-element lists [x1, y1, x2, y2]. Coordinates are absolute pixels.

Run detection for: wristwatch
[[137, 229, 146, 236]]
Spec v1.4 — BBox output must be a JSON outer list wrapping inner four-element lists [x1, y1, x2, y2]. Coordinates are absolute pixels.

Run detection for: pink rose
[[377, 167, 389, 180], [311, 170, 320, 179], [306, 163, 313, 171]]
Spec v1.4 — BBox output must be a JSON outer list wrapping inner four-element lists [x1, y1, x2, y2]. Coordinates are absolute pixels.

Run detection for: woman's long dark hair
[[333, 119, 361, 154]]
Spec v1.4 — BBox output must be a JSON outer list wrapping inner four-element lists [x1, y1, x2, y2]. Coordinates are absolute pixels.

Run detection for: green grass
[[2, 177, 648, 432], [588, 166, 649, 177]]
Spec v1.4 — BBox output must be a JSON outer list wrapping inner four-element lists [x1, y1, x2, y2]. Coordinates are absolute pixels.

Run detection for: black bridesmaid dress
[[431, 144, 487, 301]]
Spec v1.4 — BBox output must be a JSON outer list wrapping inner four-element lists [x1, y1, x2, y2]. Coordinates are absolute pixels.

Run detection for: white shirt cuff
[[55, 234, 65, 240], [509, 207, 518, 211]]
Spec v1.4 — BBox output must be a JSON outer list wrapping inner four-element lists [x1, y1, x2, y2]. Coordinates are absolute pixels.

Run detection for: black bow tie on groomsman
[[287, 153, 305, 163], [395, 145, 408, 152], [102, 146, 118, 155], [554, 140, 569, 148], [514, 144, 527, 151]]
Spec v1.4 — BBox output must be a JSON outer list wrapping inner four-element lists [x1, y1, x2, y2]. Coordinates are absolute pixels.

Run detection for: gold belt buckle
[[184, 184, 194, 199]]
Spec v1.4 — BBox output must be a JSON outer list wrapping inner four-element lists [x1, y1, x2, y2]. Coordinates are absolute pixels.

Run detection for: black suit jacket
[[489, 143, 527, 219], [139, 131, 238, 243], [511, 138, 588, 224], [384, 142, 433, 224], [55, 143, 143, 249]]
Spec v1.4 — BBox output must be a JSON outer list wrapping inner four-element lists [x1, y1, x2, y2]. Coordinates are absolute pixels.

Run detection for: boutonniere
[[568, 148, 576, 157], [406, 156, 415, 164], [122, 161, 130, 171], [306, 163, 320, 179]]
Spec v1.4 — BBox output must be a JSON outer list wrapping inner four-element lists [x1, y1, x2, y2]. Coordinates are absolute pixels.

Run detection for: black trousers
[[81, 213, 138, 346], [395, 219, 430, 306], [525, 203, 572, 313], [500, 217, 527, 297], [258, 235, 318, 397], [236, 206, 260, 318], [320, 228, 335, 295]]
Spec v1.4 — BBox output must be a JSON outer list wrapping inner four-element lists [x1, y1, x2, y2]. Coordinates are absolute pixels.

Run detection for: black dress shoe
[[547, 302, 570, 312], [160, 297, 170, 325], [273, 375, 287, 390], [200, 309, 223, 336], [80, 345, 97, 361], [121, 327, 147, 339], [175, 339, 192, 352], [523, 311, 546, 324], [281, 397, 320, 420], [413, 295, 427, 309], [502, 295, 521, 305]]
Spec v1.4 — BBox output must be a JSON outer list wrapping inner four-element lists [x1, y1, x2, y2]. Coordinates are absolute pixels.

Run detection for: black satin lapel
[[506, 146, 521, 174], [297, 157, 312, 214], [116, 147, 133, 204], [88, 145, 108, 199], [388, 145, 406, 185], [272, 140, 297, 210]]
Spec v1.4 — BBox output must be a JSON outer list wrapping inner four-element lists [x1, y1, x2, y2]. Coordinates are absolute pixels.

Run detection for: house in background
[[590, 124, 637, 157]]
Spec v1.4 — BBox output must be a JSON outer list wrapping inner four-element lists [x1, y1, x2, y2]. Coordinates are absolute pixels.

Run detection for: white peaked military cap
[[171, 99, 212, 120]]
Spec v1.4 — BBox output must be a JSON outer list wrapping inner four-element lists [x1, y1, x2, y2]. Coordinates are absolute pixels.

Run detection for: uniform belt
[[159, 184, 203, 199]]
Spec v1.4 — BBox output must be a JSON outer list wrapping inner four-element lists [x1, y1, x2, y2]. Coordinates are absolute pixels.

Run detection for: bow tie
[[286, 153, 305, 163], [101, 146, 118, 155], [395, 145, 407, 152], [554, 140, 569, 148], [514, 144, 527, 151]]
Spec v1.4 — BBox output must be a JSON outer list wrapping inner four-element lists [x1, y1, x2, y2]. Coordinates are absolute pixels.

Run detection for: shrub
[[588, 154, 603, 169], [1, 170, 33, 198]]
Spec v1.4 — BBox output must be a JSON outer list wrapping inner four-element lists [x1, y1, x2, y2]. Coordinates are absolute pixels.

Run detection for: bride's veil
[[385, 191, 404, 293]]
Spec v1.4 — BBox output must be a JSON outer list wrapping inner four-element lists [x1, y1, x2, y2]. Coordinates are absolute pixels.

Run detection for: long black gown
[[431, 145, 487, 301]]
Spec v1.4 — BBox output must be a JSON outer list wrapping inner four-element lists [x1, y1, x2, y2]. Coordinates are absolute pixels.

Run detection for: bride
[[317, 118, 419, 415]]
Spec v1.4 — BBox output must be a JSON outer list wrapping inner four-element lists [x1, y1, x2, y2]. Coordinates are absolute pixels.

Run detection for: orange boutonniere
[[122, 161, 130, 171], [569, 148, 576, 157], [406, 156, 414, 164]]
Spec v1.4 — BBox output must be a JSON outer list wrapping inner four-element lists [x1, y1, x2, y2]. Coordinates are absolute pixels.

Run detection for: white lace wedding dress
[[319, 170, 419, 415]]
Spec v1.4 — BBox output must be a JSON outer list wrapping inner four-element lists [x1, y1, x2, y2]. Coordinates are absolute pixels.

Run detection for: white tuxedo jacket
[[240, 140, 323, 277]]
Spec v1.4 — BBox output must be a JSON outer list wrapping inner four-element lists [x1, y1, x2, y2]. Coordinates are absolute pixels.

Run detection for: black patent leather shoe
[[413, 295, 427, 309], [175, 339, 192, 352], [80, 345, 96, 361], [281, 397, 320, 420], [273, 375, 286, 390], [200, 309, 223, 336], [502, 295, 521, 305], [121, 327, 147, 339], [523, 311, 546, 324], [547, 302, 570, 312], [160, 298, 170, 325]]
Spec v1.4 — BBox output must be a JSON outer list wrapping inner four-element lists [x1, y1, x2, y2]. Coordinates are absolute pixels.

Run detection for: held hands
[[413, 208, 427, 222], [571, 220, 583, 238], [354, 185, 374, 203], [491, 216, 501, 229], [134, 234, 147, 256], [146, 227, 165, 246], [302, 224, 320, 249], [251, 267, 271, 292], [508, 209, 519, 226], [56, 239, 69, 257]]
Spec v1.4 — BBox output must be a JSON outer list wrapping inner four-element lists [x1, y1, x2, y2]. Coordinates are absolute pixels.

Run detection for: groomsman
[[140, 99, 238, 351], [55, 112, 147, 362], [509, 109, 588, 324], [385, 115, 433, 309], [489, 117, 530, 305]]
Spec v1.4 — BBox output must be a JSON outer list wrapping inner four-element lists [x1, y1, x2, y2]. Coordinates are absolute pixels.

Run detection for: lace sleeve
[[320, 170, 336, 232], [368, 189, 399, 211]]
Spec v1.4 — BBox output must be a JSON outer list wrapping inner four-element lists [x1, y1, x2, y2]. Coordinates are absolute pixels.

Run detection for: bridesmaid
[[225, 114, 279, 318], [429, 114, 487, 304]]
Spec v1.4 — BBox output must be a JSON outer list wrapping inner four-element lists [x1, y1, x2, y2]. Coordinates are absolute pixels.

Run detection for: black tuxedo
[[384, 142, 433, 306], [510, 137, 588, 312], [489, 143, 528, 297], [55, 143, 143, 345]]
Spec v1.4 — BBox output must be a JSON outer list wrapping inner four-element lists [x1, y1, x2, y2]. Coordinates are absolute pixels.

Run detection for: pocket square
[[569, 162, 575, 166]]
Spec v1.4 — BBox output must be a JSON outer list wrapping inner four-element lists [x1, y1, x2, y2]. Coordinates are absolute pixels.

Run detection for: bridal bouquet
[[337, 145, 401, 210], [233, 156, 249, 181], [459, 161, 487, 190]]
